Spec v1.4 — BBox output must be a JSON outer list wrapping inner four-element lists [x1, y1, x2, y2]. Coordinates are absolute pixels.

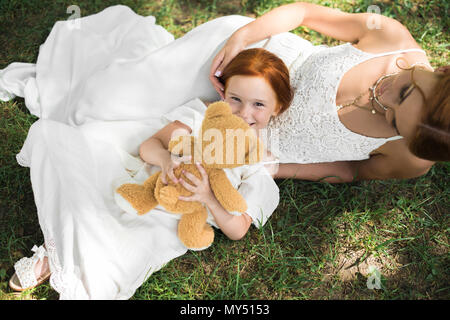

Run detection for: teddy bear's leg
[[177, 207, 214, 251], [116, 172, 160, 215], [158, 185, 180, 207]]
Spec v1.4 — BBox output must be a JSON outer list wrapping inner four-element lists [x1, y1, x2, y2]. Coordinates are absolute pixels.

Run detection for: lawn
[[0, 0, 448, 300]]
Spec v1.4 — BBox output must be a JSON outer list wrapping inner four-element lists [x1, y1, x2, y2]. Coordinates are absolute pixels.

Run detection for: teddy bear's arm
[[208, 169, 248, 213]]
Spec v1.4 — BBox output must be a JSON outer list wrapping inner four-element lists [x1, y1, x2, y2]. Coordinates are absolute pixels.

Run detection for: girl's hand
[[209, 32, 247, 98], [178, 163, 216, 206], [160, 153, 191, 185]]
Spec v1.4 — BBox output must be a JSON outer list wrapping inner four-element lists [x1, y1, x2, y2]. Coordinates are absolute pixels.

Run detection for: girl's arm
[[179, 163, 253, 241], [205, 196, 253, 241], [139, 120, 192, 184]]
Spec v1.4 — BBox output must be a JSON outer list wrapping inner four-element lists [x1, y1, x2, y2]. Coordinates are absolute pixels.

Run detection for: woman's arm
[[350, 153, 434, 181], [274, 153, 434, 182], [236, 2, 409, 46], [211, 2, 412, 93], [274, 161, 356, 183], [235, 2, 368, 45]]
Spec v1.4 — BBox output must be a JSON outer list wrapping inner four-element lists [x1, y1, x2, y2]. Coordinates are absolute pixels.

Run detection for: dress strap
[[385, 135, 403, 142], [370, 48, 426, 58]]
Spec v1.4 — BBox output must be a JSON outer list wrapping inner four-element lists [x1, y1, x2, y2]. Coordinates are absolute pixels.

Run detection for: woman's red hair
[[409, 68, 450, 161], [219, 48, 293, 114]]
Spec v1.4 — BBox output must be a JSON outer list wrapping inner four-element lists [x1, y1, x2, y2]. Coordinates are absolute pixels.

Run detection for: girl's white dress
[[16, 95, 278, 299], [0, 5, 426, 299], [1, 6, 280, 299]]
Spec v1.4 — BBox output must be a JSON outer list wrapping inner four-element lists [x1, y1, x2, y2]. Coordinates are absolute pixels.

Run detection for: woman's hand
[[209, 31, 247, 98], [178, 163, 216, 205]]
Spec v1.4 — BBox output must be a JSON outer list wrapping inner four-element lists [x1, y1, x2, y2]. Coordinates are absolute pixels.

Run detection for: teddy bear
[[115, 101, 264, 250]]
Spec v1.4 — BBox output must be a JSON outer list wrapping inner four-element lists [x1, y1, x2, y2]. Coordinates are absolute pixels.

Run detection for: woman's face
[[375, 67, 439, 141], [224, 75, 279, 131]]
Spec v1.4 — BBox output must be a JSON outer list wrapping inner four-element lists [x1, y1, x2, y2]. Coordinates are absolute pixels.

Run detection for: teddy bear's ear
[[168, 135, 196, 157], [205, 101, 232, 119]]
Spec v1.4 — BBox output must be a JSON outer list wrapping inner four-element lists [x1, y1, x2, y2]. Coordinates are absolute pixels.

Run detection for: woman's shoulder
[[356, 15, 421, 53], [372, 138, 435, 178]]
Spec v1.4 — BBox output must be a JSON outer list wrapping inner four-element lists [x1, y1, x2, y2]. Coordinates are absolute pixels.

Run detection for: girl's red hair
[[219, 48, 293, 114]]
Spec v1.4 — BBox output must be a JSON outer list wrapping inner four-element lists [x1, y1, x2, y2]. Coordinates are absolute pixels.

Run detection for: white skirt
[[3, 5, 315, 299]]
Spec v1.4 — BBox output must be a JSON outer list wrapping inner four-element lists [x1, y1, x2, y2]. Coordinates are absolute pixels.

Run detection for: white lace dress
[[0, 5, 425, 299], [266, 43, 425, 163]]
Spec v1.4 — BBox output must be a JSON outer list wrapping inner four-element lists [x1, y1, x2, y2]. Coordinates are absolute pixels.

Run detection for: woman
[[209, 2, 450, 182], [4, 3, 443, 183]]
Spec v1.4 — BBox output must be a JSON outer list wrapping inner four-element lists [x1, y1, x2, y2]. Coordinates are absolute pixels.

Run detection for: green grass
[[0, 0, 449, 300]]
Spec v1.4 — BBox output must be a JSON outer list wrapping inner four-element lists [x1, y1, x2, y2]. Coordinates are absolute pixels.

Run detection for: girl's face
[[224, 75, 279, 131]]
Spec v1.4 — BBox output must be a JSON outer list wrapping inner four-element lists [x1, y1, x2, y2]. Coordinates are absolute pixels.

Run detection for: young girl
[[132, 48, 292, 240], [9, 48, 292, 299]]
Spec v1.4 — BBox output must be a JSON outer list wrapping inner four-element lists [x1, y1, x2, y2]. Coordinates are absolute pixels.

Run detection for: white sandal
[[9, 245, 51, 292]]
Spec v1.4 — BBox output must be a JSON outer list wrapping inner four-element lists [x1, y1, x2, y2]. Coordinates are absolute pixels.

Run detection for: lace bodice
[[267, 42, 425, 164]]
